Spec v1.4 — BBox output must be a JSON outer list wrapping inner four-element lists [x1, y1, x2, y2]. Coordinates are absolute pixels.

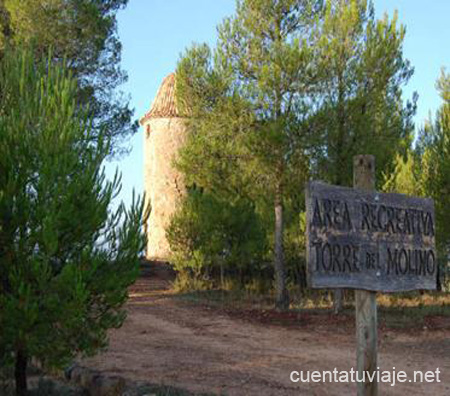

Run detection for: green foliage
[[0, 47, 146, 392], [175, 43, 254, 200], [0, 0, 136, 155], [213, 0, 318, 200], [310, 0, 416, 188], [419, 70, 450, 248], [387, 69, 450, 289], [175, 0, 415, 308], [176, 0, 324, 309], [415, 70, 450, 289], [167, 189, 266, 290], [382, 151, 422, 196]]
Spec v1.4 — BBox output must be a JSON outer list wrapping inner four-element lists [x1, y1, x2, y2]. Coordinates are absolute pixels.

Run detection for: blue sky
[[107, 0, 450, 208]]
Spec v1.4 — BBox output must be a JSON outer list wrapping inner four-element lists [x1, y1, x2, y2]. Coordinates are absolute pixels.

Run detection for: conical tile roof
[[140, 73, 179, 124]]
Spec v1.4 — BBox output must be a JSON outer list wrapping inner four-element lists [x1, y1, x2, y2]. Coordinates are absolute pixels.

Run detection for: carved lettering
[[310, 199, 352, 231], [307, 181, 436, 291], [387, 248, 436, 276], [313, 241, 360, 273]]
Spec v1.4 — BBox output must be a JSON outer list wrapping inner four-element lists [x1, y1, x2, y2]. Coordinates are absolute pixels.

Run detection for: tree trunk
[[333, 71, 346, 315], [274, 190, 289, 311], [15, 349, 28, 396]]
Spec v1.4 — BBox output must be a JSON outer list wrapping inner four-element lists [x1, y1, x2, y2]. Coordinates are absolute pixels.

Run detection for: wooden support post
[[354, 155, 378, 396], [333, 289, 343, 314]]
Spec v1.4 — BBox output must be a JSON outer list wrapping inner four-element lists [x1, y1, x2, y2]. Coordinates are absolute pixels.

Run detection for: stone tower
[[140, 73, 186, 260]]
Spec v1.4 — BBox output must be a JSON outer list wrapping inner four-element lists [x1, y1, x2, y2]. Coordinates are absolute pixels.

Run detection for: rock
[[30, 377, 88, 396], [90, 375, 126, 396], [64, 363, 79, 380], [65, 364, 98, 391]]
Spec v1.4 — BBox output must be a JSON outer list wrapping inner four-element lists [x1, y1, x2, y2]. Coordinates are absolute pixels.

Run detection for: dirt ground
[[83, 263, 450, 395]]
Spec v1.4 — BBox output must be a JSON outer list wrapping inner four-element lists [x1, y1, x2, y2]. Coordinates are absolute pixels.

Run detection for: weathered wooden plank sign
[[306, 181, 437, 292]]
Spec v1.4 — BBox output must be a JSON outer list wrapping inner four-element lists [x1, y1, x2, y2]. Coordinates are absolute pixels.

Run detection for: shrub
[[167, 189, 266, 290]]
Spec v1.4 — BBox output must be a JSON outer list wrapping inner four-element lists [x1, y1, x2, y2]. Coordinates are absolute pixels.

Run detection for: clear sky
[[107, 0, 450, 208]]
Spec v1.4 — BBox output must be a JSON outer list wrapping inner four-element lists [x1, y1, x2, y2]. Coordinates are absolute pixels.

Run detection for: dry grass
[[377, 291, 450, 308], [173, 287, 450, 330]]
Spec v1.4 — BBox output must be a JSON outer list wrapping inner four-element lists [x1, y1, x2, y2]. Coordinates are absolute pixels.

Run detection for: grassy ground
[[173, 287, 450, 331]]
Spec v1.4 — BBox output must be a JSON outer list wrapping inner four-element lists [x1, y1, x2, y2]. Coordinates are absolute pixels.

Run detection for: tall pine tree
[[0, 47, 146, 396], [310, 0, 415, 187], [176, 0, 322, 310]]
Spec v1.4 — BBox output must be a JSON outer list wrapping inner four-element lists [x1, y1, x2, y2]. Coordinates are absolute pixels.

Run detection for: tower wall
[[143, 117, 186, 260]]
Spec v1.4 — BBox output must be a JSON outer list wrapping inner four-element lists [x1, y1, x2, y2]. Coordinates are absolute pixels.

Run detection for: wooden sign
[[306, 181, 437, 292]]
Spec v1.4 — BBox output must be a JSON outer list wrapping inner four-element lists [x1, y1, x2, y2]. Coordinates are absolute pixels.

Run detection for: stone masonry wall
[[144, 117, 186, 260]]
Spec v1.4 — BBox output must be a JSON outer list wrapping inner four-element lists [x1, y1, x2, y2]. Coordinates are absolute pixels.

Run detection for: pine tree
[[0, 0, 136, 155], [175, 0, 416, 310], [417, 69, 450, 283], [0, 47, 146, 396], [310, 0, 415, 187], [308, 0, 416, 312], [176, 0, 322, 310]]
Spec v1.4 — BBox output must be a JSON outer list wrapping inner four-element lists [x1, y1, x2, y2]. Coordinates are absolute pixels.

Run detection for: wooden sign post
[[305, 155, 437, 396], [354, 155, 377, 396]]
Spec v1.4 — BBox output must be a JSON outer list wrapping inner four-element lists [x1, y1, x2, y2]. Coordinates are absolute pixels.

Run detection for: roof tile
[[140, 73, 179, 124]]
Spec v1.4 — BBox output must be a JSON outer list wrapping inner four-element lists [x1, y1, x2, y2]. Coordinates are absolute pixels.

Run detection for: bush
[[167, 189, 266, 290]]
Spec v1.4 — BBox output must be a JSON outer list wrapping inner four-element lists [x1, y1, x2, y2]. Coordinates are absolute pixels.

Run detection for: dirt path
[[83, 264, 450, 395]]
